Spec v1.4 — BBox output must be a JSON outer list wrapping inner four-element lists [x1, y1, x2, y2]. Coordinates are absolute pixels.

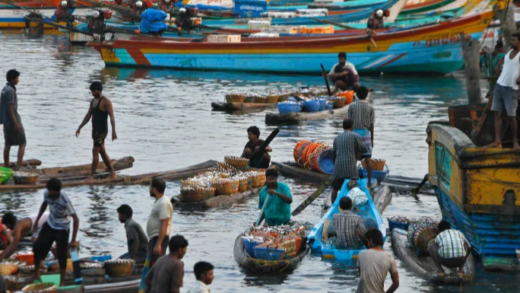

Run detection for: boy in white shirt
[[187, 261, 214, 293]]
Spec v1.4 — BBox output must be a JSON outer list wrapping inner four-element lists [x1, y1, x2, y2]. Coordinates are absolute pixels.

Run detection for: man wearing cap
[[54, 0, 75, 24], [0, 69, 26, 170], [257, 169, 293, 226], [367, 9, 389, 30]]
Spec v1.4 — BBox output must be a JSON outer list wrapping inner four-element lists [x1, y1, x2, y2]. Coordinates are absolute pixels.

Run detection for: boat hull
[[89, 10, 492, 74], [233, 233, 310, 273]]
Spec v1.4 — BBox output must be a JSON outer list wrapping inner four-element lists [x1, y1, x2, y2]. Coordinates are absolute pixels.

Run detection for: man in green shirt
[[258, 169, 293, 226]]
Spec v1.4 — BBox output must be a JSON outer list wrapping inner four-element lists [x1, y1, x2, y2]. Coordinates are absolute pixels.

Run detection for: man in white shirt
[[326, 52, 360, 92], [187, 261, 214, 293], [146, 177, 173, 266]]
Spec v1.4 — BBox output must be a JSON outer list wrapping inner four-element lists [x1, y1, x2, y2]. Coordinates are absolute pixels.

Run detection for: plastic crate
[[234, 0, 268, 18], [242, 237, 259, 257], [254, 247, 285, 261], [303, 99, 320, 112], [358, 168, 388, 184]]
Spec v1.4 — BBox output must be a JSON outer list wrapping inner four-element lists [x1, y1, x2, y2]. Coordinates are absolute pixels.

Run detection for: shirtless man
[[0, 212, 49, 260], [76, 81, 117, 179]]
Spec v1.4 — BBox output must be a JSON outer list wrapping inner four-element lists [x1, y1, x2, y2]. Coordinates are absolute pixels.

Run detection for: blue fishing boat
[[307, 178, 385, 261], [427, 123, 520, 271]]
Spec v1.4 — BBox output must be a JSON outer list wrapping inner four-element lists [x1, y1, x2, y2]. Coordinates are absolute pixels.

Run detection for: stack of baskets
[[0, 262, 19, 276], [224, 156, 250, 169], [225, 94, 245, 104], [293, 140, 333, 174], [180, 186, 216, 202], [362, 158, 386, 171], [13, 171, 40, 185], [104, 259, 134, 277], [211, 178, 239, 195]]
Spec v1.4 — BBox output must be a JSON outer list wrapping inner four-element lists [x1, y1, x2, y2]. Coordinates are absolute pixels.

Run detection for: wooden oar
[[291, 180, 331, 217], [410, 174, 428, 200], [256, 195, 270, 226], [320, 63, 332, 96]]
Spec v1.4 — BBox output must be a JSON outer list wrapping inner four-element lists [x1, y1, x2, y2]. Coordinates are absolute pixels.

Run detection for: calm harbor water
[[0, 34, 519, 292]]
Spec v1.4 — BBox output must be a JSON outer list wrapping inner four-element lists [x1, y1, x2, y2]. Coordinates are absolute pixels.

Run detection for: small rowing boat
[[308, 178, 385, 261], [265, 104, 350, 124], [211, 102, 276, 112], [233, 232, 310, 273], [391, 228, 476, 284], [171, 187, 261, 209]]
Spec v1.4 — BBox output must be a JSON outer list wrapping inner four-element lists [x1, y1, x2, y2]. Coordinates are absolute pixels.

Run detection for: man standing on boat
[[357, 229, 399, 293], [428, 220, 471, 276], [258, 169, 293, 226], [242, 126, 272, 169], [331, 119, 368, 204], [1, 69, 26, 170], [491, 33, 520, 149], [75, 81, 117, 180], [147, 178, 173, 265], [348, 86, 375, 187], [325, 52, 360, 93]]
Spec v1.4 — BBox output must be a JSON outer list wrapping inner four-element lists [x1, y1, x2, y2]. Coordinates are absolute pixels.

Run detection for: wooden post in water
[[460, 32, 482, 105]]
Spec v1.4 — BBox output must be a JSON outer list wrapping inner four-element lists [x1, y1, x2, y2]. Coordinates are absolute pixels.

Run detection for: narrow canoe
[[391, 228, 476, 284], [233, 233, 310, 273], [308, 178, 386, 260], [265, 104, 350, 125], [272, 161, 432, 194], [211, 102, 276, 112], [171, 187, 260, 209], [0, 160, 216, 191]]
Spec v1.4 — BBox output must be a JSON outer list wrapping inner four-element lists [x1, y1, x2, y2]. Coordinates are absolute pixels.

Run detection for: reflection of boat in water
[[308, 178, 386, 261], [427, 115, 520, 271]]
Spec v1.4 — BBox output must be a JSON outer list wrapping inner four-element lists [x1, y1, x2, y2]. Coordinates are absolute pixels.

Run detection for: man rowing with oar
[[76, 81, 117, 180], [257, 169, 293, 226], [242, 126, 272, 169]]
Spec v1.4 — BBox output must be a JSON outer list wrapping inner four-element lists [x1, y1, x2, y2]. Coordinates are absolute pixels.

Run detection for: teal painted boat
[[307, 178, 386, 261]]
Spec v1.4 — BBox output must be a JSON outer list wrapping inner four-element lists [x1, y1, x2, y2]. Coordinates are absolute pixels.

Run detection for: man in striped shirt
[[428, 220, 471, 276], [348, 86, 375, 187], [331, 119, 368, 203]]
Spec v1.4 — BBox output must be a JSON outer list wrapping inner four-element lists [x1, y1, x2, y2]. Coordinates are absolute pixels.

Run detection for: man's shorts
[[3, 123, 26, 146], [92, 132, 107, 148], [492, 84, 518, 117]]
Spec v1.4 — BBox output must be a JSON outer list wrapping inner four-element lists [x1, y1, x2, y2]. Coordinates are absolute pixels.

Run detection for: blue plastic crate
[[234, 0, 267, 18], [317, 98, 328, 111], [388, 219, 410, 232], [254, 247, 285, 261], [358, 168, 388, 184], [242, 238, 259, 257]]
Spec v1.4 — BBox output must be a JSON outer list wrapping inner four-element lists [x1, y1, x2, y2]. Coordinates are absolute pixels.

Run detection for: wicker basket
[[244, 96, 256, 103], [4, 276, 30, 291], [278, 94, 289, 102], [0, 262, 18, 275], [329, 97, 346, 109], [48, 258, 73, 272], [224, 156, 250, 169], [104, 259, 134, 277], [415, 228, 438, 252], [180, 187, 215, 202], [217, 161, 237, 171], [237, 177, 248, 192], [266, 95, 280, 104], [13, 172, 40, 185], [180, 179, 199, 188], [254, 96, 267, 103], [17, 264, 47, 275], [22, 283, 57, 293], [251, 172, 266, 188], [362, 158, 386, 171], [225, 94, 245, 103], [211, 179, 239, 195]]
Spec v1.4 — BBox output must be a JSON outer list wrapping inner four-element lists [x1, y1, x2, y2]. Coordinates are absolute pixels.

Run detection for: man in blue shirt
[[32, 178, 80, 287], [258, 169, 293, 226]]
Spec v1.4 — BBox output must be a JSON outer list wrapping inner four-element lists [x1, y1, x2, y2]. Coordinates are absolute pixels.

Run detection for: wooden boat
[[0, 160, 216, 191], [88, 10, 493, 74], [233, 232, 310, 273], [391, 228, 476, 284], [308, 178, 385, 260], [171, 187, 260, 209], [427, 123, 520, 271], [265, 103, 349, 124], [272, 161, 432, 194], [211, 102, 276, 112]]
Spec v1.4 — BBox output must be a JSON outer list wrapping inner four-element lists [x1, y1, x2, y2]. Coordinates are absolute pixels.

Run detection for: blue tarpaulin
[[139, 8, 167, 34]]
